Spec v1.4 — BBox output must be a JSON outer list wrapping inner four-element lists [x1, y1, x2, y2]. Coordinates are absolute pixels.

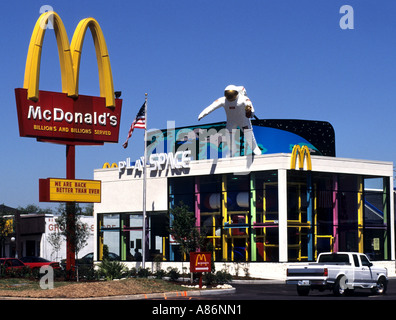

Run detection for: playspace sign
[[15, 88, 122, 145]]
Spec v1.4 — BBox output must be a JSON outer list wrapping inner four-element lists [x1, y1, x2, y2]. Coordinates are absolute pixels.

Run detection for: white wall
[[41, 215, 94, 262]]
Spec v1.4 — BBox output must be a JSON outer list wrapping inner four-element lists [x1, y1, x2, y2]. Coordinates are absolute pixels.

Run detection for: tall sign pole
[[142, 93, 148, 268], [66, 145, 76, 276]]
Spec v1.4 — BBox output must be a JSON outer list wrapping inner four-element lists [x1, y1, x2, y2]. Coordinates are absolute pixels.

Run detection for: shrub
[[167, 267, 180, 281], [137, 267, 151, 278], [77, 265, 98, 281], [154, 269, 166, 279], [215, 270, 232, 284], [98, 260, 128, 280], [204, 270, 232, 285]]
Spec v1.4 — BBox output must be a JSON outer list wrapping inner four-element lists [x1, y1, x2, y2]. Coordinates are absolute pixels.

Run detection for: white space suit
[[198, 85, 261, 155]]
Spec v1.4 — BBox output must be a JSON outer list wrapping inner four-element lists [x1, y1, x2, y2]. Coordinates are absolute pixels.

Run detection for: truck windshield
[[318, 254, 349, 264]]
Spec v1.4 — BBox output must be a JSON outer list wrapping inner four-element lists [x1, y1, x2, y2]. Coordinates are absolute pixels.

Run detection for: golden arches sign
[[23, 11, 115, 108], [102, 162, 118, 169], [290, 145, 312, 171]]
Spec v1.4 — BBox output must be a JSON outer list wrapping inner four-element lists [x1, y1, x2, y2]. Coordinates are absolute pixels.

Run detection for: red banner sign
[[190, 252, 212, 273], [15, 88, 122, 145]]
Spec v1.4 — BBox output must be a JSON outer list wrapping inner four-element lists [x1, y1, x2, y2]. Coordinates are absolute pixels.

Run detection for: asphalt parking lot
[[156, 278, 396, 300]]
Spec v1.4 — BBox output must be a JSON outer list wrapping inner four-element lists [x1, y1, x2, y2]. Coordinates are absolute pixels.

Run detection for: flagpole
[[142, 93, 148, 269]]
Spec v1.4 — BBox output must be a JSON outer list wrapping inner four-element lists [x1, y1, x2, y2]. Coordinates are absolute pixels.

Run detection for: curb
[[88, 287, 236, 300]]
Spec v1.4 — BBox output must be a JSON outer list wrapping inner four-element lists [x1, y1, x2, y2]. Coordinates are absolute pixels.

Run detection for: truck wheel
[[371, 277, 387, 295], [333, 275, 347, 296], [297, 286, 310, 296]]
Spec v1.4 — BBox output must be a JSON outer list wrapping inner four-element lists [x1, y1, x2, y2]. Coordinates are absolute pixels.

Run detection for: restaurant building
[[93, 120, 395, 278]]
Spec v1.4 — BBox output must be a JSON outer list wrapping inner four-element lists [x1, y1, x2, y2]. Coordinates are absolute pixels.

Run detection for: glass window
[[353, 254, 360, 267], [121, 214, 143, 261], [254, 171, 278, 262], [169, 176, 195, 211], [363, 177, 389, 260], [318, 253, 349, 264], [360, 254, 371, 267], [98, 214, 120, 260]]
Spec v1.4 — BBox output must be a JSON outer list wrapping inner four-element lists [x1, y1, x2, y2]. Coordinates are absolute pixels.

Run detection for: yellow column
[[357, 177, 364, 253]]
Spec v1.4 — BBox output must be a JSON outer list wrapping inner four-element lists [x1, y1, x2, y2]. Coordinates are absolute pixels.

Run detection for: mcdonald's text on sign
[[39, 178, 101, 203], [15, 89, 122, 144], [190, 252, 212, 273]]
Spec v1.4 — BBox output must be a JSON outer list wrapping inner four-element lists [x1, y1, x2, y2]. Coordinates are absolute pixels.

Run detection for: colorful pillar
[[169, 183, 175, 261], [383, 178, 388, 259], [357, 176, 364, 253], [307, 173, 313, 261], [222, 175, 228, 261], [195, 177, 201, 252], [120, 215, 126, 260], [332, 175, 339, 252], [389, 176, 395, 260], [278, 169, 288, 262], [250, 173, 257, 261]]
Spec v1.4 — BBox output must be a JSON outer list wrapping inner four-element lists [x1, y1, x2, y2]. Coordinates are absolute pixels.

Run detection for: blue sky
[[1, 0, 396, 209]]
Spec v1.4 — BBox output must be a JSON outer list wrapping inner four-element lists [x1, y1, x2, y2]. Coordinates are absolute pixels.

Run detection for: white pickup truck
[[286, 252, 388, 296]]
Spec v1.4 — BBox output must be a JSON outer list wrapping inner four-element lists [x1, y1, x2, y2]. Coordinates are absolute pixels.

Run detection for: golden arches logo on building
[[290, 145, 312, 171], [23, 10, 115, 108], [102, 162, 118, 169]]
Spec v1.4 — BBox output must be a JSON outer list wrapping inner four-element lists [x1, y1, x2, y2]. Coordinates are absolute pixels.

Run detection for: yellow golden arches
[[102, 162, 118, 169], [290, 145, 312, 171], [23, 11, 115, 108], [24, 11, 76, 101], [70, 18, 114, 108]]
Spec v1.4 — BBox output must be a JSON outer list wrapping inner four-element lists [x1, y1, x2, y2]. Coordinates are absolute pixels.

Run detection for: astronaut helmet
[[224, 85, 239, 101]]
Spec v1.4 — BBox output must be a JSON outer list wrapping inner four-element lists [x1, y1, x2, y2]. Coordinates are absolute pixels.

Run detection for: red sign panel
[[15, 88, 122, 145], [190, 252, 212, 273]]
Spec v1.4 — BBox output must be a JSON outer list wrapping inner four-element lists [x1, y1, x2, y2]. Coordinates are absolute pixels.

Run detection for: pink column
[[332, 175, 338, 252], [195, 176, 201, 229]]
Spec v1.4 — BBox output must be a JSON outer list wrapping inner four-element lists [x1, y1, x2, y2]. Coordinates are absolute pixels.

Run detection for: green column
[[120, 215, 126, 261]]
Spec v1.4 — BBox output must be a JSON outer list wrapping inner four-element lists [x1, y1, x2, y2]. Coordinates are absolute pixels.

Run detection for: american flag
[[122, 102, 146, 148]]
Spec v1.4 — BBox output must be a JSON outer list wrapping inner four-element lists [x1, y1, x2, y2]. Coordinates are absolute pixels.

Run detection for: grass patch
[[0, 278, 69, 291], [0, 278, 195, 298]]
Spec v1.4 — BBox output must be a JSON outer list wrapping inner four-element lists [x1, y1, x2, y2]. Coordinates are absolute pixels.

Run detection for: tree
[[0, 213, 14, 257], [47, 231, 63, 261], [169, 202, 204, 261], [17, 204, 53, 215], [55, 203, 90, 260]]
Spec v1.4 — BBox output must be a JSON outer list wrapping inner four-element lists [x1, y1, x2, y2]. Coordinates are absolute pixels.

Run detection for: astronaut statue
[[198, 85, 261, 156]]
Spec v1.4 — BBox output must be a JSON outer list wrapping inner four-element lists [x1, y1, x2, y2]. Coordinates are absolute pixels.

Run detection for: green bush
[[154, 269, 166, 279], [214, 270, 232, 284], [97, 260, 128, 280], [4, 266, 32, 278], [204, 270, 232, 285], [77, 265, 99, 281], [167, 267, 180, 281], [137, 267, 151, 278]]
